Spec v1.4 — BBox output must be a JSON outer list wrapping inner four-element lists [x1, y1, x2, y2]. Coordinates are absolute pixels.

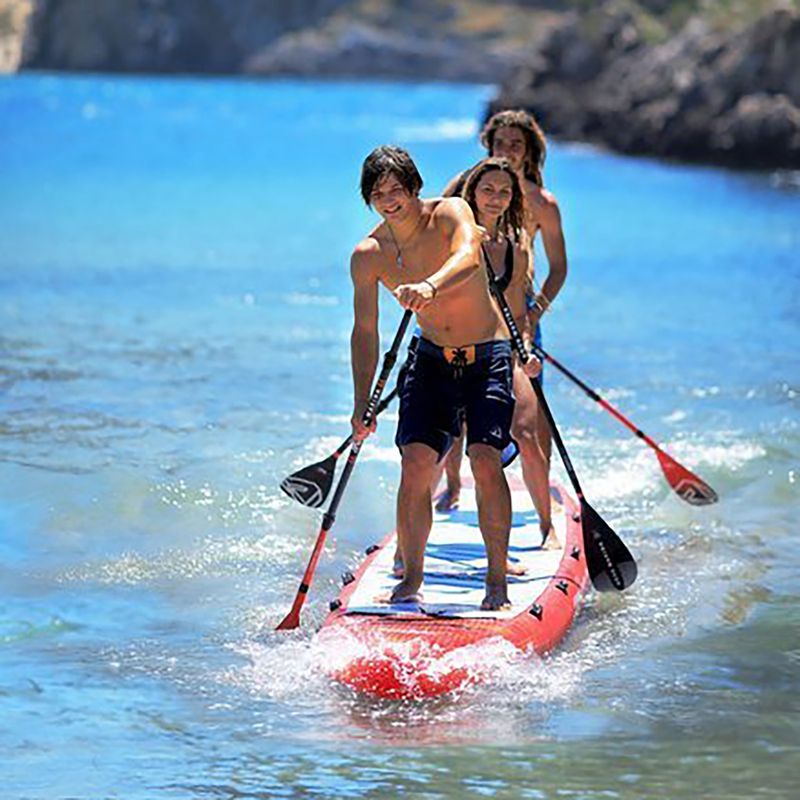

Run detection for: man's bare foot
[[480, 582, 511, 611], [506, 559, 527, 576], [378, 579, 424, 605], [540, 525, 561, 551], [392, 548, 404, 578], [434, 487, 460, 512]]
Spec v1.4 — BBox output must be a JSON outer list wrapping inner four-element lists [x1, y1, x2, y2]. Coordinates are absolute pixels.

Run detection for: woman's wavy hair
[[461, 157, 525, 242], [480, 109, 547, 188]]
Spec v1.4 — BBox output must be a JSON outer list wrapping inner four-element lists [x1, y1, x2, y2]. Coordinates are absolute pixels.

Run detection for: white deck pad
[[345, 477, 569, 619]]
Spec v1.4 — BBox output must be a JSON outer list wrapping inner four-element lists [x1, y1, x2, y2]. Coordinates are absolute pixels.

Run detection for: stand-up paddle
[[486, 269, 637, 592], [530, 343, 718, 506], [276, 309, 413, 631], [281, 386, 519, 508], [280, 387, 399, 508]]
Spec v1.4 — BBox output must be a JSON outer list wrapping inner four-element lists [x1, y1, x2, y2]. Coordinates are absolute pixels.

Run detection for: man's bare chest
[[379, 231, 449, 288]]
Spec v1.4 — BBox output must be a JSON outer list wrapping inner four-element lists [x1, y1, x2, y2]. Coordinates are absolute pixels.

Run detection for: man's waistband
[[412, 336, 511, 366]]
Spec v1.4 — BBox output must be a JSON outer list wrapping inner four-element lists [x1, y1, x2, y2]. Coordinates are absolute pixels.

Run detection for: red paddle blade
[[656, 450, 718, 506], [275, 595, 304, 631], [275, 611, 300, 631]]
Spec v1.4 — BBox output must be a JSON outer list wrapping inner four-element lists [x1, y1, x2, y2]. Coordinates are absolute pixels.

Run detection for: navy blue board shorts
[[396, 337, 515, 459]]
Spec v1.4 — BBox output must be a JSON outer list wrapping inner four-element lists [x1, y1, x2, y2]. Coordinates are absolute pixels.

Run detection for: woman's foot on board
[[540, 524, 561, 551], [480, 582, 511, 611], [434, 486, 460, 512], [505, 559, 527, 576]]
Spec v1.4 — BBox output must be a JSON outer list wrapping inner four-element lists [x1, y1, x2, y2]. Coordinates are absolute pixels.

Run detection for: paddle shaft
[[330, 386, 399, 460], [277, 309, 413, 629], [530, 340, 717, 505], [485, 265, 637, 591], [531, 342, 662, 454], [488, 283, 586, 500], [323, 310, 412, 518]]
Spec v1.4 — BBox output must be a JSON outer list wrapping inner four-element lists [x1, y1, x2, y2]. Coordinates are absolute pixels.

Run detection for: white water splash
[[667, 437, 767, 471]]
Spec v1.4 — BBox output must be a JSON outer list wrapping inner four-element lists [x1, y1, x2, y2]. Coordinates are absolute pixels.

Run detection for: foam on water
[[216, 572, 703, 748], [224, 625, 589, 737]]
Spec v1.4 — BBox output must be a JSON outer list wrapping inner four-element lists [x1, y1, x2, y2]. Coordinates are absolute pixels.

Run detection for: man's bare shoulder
[[525, 183, 560, 211], [351, 234, 385, 277], [525, 184, 562, 224]]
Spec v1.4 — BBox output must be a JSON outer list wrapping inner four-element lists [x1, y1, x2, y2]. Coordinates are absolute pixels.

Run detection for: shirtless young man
[[350, 145, 535, 610], [440, 110, 568, 545]]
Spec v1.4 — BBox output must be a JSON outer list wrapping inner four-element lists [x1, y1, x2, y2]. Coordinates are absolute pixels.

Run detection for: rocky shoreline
[[491, 4, 800, 169], [8, 0, 800, 169]]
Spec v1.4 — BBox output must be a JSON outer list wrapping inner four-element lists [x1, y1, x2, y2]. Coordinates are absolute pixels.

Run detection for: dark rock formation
[[22, 0, 238, 73], [492, 3, 800, 168], [20, 0, 526, 81], [244, 20, 521, 83], [21, 0, 354, 74]]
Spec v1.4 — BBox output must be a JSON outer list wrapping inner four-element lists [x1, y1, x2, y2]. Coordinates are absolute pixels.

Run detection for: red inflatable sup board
[[319, 475, 589, 699]]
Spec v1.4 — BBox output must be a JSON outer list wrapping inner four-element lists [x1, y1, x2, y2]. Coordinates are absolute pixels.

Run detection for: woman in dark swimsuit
[[438, 158, 558, 550]]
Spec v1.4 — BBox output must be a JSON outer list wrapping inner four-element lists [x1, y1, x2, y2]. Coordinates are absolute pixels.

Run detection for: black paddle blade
[[280, 455, 336, 508], [580, 498, 638, 592]]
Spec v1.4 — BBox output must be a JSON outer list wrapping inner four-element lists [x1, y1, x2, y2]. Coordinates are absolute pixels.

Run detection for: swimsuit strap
[[481, 239, 514, 294], [501, 238, 514, 291]]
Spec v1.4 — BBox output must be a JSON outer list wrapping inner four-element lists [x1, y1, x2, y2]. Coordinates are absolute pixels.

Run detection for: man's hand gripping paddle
[[487, 272, 637, 592], [280, 387, 399, 508], [280, 389, 519, 509], [530, 344, 718, 506], [276, 309, 414, 630]]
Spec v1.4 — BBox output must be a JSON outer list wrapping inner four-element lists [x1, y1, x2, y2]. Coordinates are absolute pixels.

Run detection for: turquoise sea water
[[1, 74, 799, 799]]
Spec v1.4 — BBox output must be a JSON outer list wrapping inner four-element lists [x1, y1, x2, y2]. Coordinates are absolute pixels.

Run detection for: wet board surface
[[343, 475, 569, 618]]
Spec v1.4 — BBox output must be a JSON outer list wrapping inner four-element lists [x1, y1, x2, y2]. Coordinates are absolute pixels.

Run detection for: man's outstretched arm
[[350, 244, 380, 439]]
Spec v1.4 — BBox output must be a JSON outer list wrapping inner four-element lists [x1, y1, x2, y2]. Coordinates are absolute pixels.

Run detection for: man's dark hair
[[480, 110, 547, 188], [360, 145, 423, 205]]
